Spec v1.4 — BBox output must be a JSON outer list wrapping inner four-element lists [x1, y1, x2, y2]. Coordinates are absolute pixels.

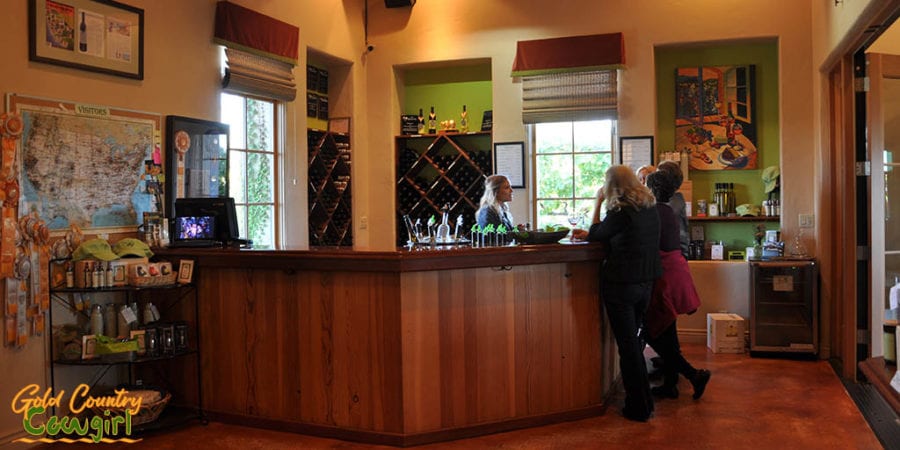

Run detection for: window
[[220, 93, 279, 249], [533, 120, 615, 229]]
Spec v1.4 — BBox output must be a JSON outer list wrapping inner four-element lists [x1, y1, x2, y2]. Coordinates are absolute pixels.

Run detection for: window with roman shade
[[214, 1, 299, 102], [512, 33, 624, 124]]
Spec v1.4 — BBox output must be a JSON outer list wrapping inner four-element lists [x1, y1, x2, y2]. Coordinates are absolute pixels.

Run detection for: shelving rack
[[48, 265, 205, 435], [395, 131, 492, 246], [308, 129, 352, 246]]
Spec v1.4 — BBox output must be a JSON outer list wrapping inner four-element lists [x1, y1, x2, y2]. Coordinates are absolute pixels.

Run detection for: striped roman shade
[[513, 33, 623, 124], [521, 70, 618, 124]]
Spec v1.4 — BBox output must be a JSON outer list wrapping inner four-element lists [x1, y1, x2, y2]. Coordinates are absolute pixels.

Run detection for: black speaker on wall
[[385, 0, 415, 7]]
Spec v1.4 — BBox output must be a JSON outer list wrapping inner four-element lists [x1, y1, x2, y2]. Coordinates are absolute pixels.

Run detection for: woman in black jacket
[[573, 165, 661, 422]]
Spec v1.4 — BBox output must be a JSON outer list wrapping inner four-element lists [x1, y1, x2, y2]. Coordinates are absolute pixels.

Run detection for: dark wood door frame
[[823, 0, 900, 380]]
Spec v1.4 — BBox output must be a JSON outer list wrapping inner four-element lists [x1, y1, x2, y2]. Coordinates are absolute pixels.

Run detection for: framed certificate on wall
[[494, 142, 525, 188]]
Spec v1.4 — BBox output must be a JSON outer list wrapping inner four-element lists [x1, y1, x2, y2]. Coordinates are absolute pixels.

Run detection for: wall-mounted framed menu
[[494, 141, 525, 188], [619, 135, 654, 172]]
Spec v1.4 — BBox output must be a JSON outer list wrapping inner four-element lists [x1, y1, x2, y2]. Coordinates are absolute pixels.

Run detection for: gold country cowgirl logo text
[[10, 384, 143, 444]]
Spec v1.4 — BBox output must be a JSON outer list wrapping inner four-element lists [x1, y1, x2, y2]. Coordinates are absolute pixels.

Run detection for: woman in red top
[[644, 170, 711, 400]]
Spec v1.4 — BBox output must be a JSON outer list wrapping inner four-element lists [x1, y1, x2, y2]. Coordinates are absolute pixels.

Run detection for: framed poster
[[619, 136, 654, 173], [494, 142, 525, 188], [8, 93, 161, 232], [28, 0, 144, 79]]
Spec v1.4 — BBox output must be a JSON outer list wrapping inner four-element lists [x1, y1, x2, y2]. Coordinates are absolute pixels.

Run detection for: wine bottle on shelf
[[417, 108, 425, 134], [459, 105, 469, 133], [79, 12, 87, 52], [428, 107, 437, 134]]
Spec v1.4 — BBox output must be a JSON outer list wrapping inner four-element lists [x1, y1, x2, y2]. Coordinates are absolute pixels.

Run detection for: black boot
[[691, 369, 711, 400]]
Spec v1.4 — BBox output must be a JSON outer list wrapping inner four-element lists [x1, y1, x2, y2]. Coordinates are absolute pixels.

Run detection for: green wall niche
[[655, 41, 780, 250], [402, 65, 492, 133]]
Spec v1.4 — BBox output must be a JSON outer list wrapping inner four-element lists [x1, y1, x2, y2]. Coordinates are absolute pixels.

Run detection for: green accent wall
[[402, 64, 492, 133], [655, 41, 780, 250]]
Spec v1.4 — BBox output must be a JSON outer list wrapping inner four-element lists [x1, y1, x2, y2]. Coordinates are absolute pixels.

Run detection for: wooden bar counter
[[158, 243, 617, 446]]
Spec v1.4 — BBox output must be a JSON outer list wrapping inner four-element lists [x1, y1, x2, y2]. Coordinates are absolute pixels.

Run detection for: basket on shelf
[[128, 272, 177, 287], [90, 387, 170, 427]]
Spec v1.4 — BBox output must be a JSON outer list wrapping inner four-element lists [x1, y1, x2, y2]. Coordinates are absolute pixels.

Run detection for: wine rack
[[395, 132, 493, 246], [308, 129, 352, 246]]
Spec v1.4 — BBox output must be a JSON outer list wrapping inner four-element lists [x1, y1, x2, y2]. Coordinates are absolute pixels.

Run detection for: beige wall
[[363, 0, 816, 251]]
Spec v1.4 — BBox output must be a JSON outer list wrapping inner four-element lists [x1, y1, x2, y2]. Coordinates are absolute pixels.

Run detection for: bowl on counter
[[512, 229, 569, 244]]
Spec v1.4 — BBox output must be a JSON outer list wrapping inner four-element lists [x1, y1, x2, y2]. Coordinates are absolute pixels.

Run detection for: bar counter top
[[155, 241, 604, 272]]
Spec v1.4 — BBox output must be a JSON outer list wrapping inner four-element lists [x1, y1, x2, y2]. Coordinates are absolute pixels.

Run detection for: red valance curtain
[[511, 33, 624, 77], [214, 1, 299, 101], [214, 1, 299, 64]]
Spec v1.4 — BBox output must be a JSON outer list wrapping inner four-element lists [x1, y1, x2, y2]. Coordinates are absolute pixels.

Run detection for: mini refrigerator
[[750, 260, 818, 354]]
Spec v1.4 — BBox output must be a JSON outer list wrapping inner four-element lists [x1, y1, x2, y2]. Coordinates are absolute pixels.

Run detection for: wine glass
[[566, 211, 582, 239]]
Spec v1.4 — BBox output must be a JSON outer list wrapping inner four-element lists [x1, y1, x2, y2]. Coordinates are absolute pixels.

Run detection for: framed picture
[[81, 334, 97, 360], [675, 65, 757, 170], [28, 0, 144, 80], [130, 329, 146, 355], [619, 136, 654, 173], [494, 142, 525, 188], [328, 117, 350, 134], [177, 259, 194, 284]]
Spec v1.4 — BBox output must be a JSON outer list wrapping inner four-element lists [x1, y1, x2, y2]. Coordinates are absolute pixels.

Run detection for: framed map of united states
[[7, 93, 162, 232]]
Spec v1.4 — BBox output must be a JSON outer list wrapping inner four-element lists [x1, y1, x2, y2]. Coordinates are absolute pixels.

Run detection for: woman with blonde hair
[[635, 164, 656, 185], [573, 165, 661, 422], [476, 174, 516, 230]]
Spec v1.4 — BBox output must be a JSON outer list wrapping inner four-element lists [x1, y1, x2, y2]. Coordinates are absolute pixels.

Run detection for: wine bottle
[[79, 12, 87, 52], [417, 108, 425, 134], [428, 107, 436, 134], [459, 105, 469, 133]]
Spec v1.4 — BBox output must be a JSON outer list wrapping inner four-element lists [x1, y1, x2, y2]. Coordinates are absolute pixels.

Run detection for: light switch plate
[[799, 214, 814, 228]]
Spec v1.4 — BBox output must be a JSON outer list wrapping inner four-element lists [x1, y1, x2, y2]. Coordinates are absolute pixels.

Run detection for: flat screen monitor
[[174, 215, 216, 240], [174, 197, 240, 243]]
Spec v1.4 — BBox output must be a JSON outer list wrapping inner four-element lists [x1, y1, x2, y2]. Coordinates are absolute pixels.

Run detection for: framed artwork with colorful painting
[[675, 65, 757, 170]]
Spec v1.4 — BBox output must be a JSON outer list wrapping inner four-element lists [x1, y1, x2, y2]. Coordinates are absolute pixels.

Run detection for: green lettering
[[89, 414, 104, 443], [59, 414, 89, 436], [45, 415, 60, 435], [23, 406, 45, 435], [110, 414, 124, 435]]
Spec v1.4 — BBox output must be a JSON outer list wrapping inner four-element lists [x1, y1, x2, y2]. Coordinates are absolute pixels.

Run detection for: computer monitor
[[174, 215, 216, 240], [174, 197, 240, 244]]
